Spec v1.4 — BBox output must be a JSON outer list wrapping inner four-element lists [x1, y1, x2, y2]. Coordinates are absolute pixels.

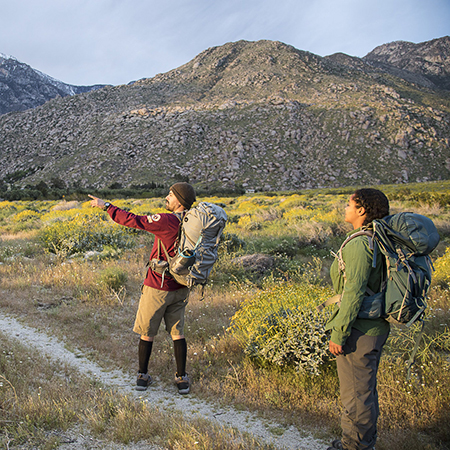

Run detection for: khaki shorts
[[133, 285, 190, 338]]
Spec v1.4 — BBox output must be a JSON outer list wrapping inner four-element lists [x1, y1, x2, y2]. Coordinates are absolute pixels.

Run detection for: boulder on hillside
[[231, 253, 274, 273]]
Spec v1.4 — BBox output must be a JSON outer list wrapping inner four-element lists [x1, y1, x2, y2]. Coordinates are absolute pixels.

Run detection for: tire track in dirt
[[0, 313, 326, 450]]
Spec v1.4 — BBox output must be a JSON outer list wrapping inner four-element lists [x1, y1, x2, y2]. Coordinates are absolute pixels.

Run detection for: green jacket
[[325, 227, 390, 346]]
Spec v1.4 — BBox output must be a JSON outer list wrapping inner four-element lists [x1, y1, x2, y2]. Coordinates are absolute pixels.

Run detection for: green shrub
[[229, 279, 334, 375], [256, 236, 299, 257], [246, 306, 332, 375], [296, 221, 335, 247], [0, 245, 16, 261], [99, 267, 128, 291], [0, 201, 18, 221], [432, 247, 450, 288], [6, 209, 42, 232], [385, 317, 450, 364], [226, 214, 240, 224], [40, 212, 137, 257], [219, 232, 246, 252], [0, 243, 43, 261]]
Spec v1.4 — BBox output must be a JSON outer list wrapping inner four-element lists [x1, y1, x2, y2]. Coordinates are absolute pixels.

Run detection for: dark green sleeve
[[326, 237, 373, 346]]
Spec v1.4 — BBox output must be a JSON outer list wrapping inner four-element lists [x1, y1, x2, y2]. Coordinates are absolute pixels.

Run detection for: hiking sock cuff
[[138, 339, 153, 374], [173, 338, 187, 376]]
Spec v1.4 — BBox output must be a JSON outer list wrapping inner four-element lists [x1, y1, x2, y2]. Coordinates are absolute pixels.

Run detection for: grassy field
[[1, 181, 450, 449]]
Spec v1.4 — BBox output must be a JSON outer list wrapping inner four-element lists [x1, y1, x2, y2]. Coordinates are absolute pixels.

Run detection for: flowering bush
[[0, 201, 17, 211], [432, 247, 450, 288], [236, 199, 267, 214], [229, 279, 333, 375], [10, 210, 41, 223], [283, 207, 312, 222], [40, 212, 137, 257], [237, 215, 262, 230], [279, 194, 311, 210]]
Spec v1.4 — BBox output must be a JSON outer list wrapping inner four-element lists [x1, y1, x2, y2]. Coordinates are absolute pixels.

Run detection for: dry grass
[[0, 332, 275, 450], [1, 188, 450, 449]]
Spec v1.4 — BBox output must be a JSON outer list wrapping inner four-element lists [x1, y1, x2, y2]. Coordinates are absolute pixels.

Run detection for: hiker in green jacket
[[325, 188, 390, 450]]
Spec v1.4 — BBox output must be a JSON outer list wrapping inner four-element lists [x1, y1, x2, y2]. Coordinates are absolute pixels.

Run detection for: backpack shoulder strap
[[331, 229, 373, 272], [172, 211, 185, 250], [317, 228, 374, 312], [159, 239, 170, 260], [340, 229, 373, 248], [173, 211, 184, 222]]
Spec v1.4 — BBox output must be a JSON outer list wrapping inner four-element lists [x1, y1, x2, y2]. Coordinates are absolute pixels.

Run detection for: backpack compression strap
[[316, 294, 342, 312]]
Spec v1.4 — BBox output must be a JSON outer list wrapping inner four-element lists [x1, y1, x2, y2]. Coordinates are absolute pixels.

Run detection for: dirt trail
[[0, 313, 327, 450]]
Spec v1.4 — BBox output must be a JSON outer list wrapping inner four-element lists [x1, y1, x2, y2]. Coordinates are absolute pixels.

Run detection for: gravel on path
[[0, 313, 327, 450]]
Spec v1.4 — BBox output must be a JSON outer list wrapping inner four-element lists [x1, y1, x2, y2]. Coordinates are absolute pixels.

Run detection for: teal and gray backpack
[[358, 212, 439, 326], [319, 212, 439, 325]]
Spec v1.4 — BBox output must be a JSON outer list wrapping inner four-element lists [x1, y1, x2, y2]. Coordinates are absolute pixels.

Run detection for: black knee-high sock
[[173, 338, 187, 377], [138, 339, 153, 374]]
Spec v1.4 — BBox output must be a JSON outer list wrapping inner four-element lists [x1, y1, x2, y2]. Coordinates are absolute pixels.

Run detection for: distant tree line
[[0, 174, 245, 201]]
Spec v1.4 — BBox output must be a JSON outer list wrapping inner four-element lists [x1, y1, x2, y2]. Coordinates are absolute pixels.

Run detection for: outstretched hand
[[88, 194, 106, 209]]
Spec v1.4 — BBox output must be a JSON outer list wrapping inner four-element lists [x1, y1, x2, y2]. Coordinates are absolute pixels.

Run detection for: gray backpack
[[159, 202, 227, 289]]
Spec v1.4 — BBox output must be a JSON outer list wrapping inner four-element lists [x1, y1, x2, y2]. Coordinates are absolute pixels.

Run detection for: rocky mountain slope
[[0, 53, 105, 114], [363, 36, 450, 91], [0, 37, 449, 192]]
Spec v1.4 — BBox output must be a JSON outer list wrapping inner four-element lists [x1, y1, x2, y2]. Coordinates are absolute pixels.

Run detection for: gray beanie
[[170, 182, 196, 209]]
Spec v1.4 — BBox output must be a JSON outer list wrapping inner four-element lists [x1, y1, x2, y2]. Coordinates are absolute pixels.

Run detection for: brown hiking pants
[[336, 328, 389, 450]]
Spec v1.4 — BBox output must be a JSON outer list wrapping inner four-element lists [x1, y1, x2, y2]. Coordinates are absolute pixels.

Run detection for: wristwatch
[[103, 202, 111, 211]]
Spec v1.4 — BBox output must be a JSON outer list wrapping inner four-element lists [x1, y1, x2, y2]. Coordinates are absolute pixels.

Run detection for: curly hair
[[352, 188, 390, 225]]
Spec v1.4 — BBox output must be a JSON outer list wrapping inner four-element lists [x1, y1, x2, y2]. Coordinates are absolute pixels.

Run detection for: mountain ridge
[[0, 53, 107, 114], [363, 36, 450, 90], [0, 37, 449, 192]]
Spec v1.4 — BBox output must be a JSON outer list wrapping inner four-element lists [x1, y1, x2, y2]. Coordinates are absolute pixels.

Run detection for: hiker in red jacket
[[89, 182, 196, 394]]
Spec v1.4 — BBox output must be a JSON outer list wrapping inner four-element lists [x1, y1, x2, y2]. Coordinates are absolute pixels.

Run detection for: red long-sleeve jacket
[[107, 205, 184, 291]]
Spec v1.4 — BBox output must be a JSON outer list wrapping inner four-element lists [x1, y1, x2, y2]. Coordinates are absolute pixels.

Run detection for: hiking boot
[[174, 373, 190, 395], [326, 440, 374, 450], [326, 440, 344, 450], [136, 373, 152, 391]]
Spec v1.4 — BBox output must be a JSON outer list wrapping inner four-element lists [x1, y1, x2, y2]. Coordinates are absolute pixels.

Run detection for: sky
[[0, 0, 449, 87]]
